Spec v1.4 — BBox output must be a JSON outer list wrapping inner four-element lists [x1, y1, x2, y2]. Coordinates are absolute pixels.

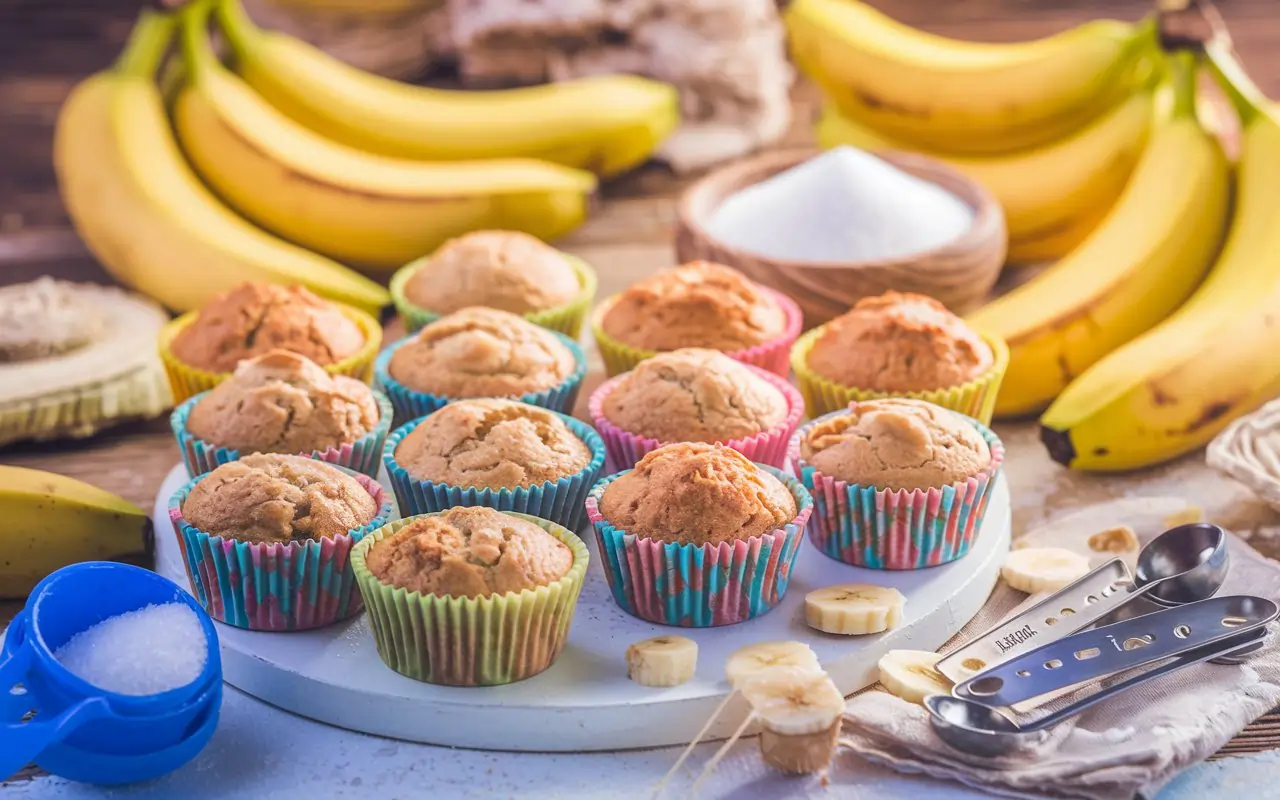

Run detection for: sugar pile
[[706, 146, 974, 262], [54, 603, 207, 696]]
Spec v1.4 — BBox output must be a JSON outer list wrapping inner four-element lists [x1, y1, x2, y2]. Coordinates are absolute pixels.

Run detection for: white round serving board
[[153, 462, 1010, 752]]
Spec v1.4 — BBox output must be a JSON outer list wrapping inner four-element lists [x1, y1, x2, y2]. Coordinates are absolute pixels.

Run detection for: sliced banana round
[[878, 650, 952, 706], [740, 669, 846, 775], [625, 635, 698, 687], [724, 641, 823, 689], [1001, 546, 1091, 594], [805, 583, 905, 635]]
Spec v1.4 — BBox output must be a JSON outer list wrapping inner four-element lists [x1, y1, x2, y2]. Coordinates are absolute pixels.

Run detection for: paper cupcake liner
[[382, 411, 606, 531], [157, 304, 383, 404], [587, 364, 805, 474], [351, 513, 589, 686], [390, 253, 598, 340], [373, 331, 587, 423], [590, 287, 803, 379], [170, 390, 393, 478], [585, 467, 813, 627], [789, 327, 1009, 425], [787, 410, 1005, 570], [168, 467, 392, 631]]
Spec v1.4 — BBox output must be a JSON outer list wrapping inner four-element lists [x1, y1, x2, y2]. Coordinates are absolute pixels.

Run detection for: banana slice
[[1163, 506, 1204, 528], [724, 641, 823, 689], [878, 650, 952, 706], [1001, 547, 1092, 593], [1087, 525, 1140, 554], [804, 584, 905, 635], [625, 636, 697, 687], [740, 669, 846, 775]]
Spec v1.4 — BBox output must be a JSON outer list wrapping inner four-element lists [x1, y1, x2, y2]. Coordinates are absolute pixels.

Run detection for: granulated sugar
[[54, 603, 207, 696], [706, 146, 974, 262]]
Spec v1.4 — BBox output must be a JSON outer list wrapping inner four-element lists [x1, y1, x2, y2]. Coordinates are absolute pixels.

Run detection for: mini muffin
[[169, 453, 391, 630], [791, 291, 1007, 424], [585, 442, 812, 627], [788, 398, 1004, 570], [352, 506, 589, 686], [172, 350, 392, 477], [592, 261, 801, 377], [589, 348, 803, 471]]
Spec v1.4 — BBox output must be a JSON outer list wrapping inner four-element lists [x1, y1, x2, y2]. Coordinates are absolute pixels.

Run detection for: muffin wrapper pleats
[[390, 253, 598, 340], [167, 469, 392, 631], [789, 327, 1009, 425], [374, 331, 587, 425], [585, 467, 813, 627], [351, 514, 589, 686], [382, 411, 605, 532], [157, 305, 384, 404], [170, 390, 393, 479], [786, 411, 1005, 570], [590, 288, 803, 379], [587, 364, 805, 474]]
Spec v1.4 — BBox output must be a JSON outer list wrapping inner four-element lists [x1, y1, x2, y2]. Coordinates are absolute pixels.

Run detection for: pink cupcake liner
[[734, 288, 804, 378]]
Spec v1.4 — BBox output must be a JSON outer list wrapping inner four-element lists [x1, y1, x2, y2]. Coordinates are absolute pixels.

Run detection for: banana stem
[[113, 10, 178, 79], [212, 0, 256, 56], [1167, 50, 1198, 118], [178, 0, 217, 80], [1204, 40, 1268, 126]]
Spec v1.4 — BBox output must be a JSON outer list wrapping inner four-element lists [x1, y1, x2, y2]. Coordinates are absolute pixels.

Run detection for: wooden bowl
[[675, 148, 1007, 327]]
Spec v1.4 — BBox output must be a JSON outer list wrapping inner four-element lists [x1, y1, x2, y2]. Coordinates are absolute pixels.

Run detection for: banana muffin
[[800, 398, 990, 491], [401, 231, 580, 316], [181, 453, 379, 543]]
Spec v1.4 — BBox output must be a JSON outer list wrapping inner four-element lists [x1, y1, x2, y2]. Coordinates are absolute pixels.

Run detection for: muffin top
[[800, 398, 990, 491], [170, 282, 365, 374], [402, 231, 580, 315], [601, 261, 787, 352], [186, 350, 380, 455], [602, 348, 788, 443], [599, 442, 797, 545], [394, 398, 592, 489], [365, 506, 572, 598], [388, 307, 575, 398], [181, 453, 378, 543], [806, 291, 992, 392]]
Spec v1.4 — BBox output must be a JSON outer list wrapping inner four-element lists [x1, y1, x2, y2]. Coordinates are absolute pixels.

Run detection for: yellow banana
[[966, 54, 1231, 419], [786, 0, 1158, 155], [53, 11, 389, 316], [213, 0, 680, 176]]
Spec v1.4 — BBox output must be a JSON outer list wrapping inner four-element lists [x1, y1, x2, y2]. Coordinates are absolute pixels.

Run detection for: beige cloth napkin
[[839, 497, 1280, 800]]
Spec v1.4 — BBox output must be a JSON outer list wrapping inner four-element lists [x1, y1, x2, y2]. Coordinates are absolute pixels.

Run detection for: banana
[[213, 0, 680, 176], [0, 466, 152, 599], [877, 650, 951, 706], [724, 641, 823, 689], [786, 0, 1158, 155], [1039, 43, 1280, 471], [1086, 526, 1140, 555], [1001, 547, 1091, 594], [966, 54, 1231, 418], [53, 11, 389, 316], [804, 584, 905, 635], [739, 670, 846, 775], [625, 636, 698, 687]]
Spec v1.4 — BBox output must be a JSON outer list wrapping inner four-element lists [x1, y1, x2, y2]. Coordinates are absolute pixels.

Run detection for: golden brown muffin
[[602, 261, 787, 352], [186, 350, 380, 455], [181, 453, 378, 543], [602, 348, 788, 443], [170, 282, 365, 374], [599, 442, 797, 545], [402, 231, 580, 315], [806, 291, 992, 392], [388, 307, 575, 398], [800, 398, 990, 491], [395, 398, 591, 488], [366, 506, 572, 598]]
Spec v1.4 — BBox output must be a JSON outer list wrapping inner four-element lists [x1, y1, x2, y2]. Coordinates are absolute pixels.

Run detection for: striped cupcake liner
[[382, 410, 606, 532], [168, 467, 393, 631], [786, 409, 1005, 570], [585, 467, 813, 627], [389, 253, 598, 340], [351, 513, 589, 686], [157, 304, 383, 404], [789, 327, 1009, 425], [587, 364, 805, 474], [590, 287, 803, 379], [170, 390, 393, 479], [373, 331, 587, 424]]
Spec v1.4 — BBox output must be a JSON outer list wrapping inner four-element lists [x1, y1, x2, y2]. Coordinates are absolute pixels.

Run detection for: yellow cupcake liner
[[789, 327, 1009, 425], [389, 252, 598, 339], [157, 303, 383, 404]]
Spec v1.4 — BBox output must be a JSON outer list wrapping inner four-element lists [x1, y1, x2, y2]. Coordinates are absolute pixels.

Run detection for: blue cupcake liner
[[382, 410, 605, 533], [170, 390, 393, 479]]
